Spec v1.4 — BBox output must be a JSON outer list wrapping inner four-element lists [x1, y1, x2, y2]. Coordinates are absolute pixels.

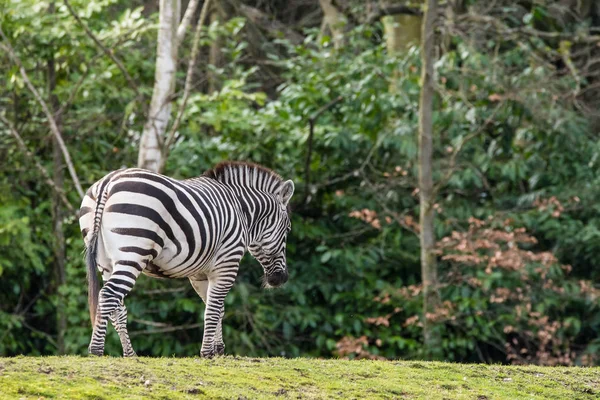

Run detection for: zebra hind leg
[[109, 302, 137, 357], [89, 260, 144, 356]]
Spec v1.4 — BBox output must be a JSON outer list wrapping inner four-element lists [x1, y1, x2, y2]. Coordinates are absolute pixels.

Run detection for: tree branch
[[129, 322, 203, 336], [432, 103, 503, 195], [0, 28, 85, 199], [239, 4, 304, 45], [0, 114, 75, 213], [177, 0, 201, 45], [63, 0, 141, 98], [366, 4, 423, 23], [143, 287, 188, 295], [56, 52, 103, 117], [132, 318, 171, 327], [359, 171, 420, 236], [21, 319, 58, 349], [303, 95, 344, 203], [456, 13, 600, 43], [162, 0, 212, 170], [315, 133, 384, 190], [57, 26, 145, 118]]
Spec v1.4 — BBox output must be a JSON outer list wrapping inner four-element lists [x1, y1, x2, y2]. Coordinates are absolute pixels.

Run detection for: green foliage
[[0, 193, 50, 354]]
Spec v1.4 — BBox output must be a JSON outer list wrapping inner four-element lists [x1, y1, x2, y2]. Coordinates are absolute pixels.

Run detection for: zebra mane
[[203, 161, 284, 193]]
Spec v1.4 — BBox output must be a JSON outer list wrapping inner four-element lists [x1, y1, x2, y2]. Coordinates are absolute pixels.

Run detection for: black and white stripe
[[79, 162, 294, 357]]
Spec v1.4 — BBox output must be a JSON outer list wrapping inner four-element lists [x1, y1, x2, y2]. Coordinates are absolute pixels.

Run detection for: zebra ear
[[278, 180, 295, 206]]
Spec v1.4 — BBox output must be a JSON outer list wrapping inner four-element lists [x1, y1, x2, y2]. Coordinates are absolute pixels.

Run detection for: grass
[[0, 356, 598, 399]]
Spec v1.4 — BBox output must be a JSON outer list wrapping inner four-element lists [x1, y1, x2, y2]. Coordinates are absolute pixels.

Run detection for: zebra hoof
[[88, 347, 104, 356], [215, 344, 225, 356], [200, 349, 215, 359]]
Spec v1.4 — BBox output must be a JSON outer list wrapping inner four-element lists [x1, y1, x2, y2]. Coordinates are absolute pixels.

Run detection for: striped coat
[[79, 162, 294, 357]]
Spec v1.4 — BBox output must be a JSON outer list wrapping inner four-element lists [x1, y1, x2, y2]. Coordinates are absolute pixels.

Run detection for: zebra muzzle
[[266, 269, 288, 287]]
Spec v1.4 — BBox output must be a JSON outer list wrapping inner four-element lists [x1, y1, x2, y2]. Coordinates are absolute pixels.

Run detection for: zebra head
[[249, 179, 294, 288]]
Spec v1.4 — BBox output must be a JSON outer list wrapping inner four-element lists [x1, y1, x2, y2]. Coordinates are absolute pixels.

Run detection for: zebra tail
[[86, 231, 100, 327], [86, 186, 109, 327]]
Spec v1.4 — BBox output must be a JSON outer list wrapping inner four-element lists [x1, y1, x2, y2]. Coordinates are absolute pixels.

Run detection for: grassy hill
[[0, 356, 598, 399]]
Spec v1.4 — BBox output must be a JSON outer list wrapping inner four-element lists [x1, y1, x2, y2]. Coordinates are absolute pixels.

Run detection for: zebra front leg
[[89, 261, 143, 356], [200, 278, 234, 358], [214, 313, 225, 356], [190, 278, 226, 356], [109, 302, 137, 357]]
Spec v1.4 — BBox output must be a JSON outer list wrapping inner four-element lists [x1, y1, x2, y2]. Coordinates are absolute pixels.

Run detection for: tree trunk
[[318, 0, 345, 48], [138, 0, 181, 172], [48, 2, 66, 355], [208, 3, 223, 94], [51, 123, 67, 356], [418, 0, 442, 360], [382, 14, 422, 54], [382, 12, 423, 92]]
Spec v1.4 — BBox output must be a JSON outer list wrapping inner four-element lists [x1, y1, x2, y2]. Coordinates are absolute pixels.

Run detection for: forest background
[[1, 0, 600, 366]]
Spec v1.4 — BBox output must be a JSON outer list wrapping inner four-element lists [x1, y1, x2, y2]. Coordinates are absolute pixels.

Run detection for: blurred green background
[[1, 0, 599, 365]]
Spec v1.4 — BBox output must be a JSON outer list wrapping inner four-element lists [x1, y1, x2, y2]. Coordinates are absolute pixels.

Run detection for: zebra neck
[[230, 186, 274, 245]]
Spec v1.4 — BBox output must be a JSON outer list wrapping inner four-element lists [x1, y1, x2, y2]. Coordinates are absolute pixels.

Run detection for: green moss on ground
[[0, 356, 597, 399]]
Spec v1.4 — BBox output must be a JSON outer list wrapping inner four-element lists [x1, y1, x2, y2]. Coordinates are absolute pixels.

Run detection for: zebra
[[78, 161, 294, 358]]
